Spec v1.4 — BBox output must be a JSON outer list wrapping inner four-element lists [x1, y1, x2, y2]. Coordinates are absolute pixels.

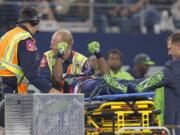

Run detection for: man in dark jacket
[[135, 32, 180, 134]]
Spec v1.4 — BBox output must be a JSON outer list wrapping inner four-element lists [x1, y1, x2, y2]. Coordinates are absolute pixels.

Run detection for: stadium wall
[[1, 32, 170, 65]]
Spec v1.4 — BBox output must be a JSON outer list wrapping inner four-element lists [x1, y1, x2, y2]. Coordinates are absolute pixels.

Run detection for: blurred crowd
[[0, 0, 180, 33]]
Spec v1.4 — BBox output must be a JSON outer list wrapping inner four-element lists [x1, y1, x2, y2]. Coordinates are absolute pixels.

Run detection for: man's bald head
[[51, 30, 74, 49], [51, 30, 74, 60]]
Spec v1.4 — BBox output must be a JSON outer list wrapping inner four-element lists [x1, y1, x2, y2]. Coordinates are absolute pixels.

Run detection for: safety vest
[[44, 50, 87, 75], [0, 26, 32, 93]]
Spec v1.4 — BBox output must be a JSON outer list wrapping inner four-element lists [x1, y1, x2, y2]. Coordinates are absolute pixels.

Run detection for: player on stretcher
[[39, 40, 163, 98]]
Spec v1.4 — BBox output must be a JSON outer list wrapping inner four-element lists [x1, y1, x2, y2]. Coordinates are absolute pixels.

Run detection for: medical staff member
[[39, 30, 109, 92], [0, 7, 59, 127]]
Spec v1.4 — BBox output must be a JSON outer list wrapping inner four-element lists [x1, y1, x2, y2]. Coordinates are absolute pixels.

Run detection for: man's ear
[[176, 44, 180, 50]]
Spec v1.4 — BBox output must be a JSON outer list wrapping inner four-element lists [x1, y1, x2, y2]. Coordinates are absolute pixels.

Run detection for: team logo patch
[[26, 40, 37, 51], [40, 56, 47, 68]]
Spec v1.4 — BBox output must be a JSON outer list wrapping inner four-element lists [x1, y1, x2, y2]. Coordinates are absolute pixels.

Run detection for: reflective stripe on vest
[[0, 27, 32, 93], [71, 52, 87, 74], [44, 50, 55, 75], [44, 50, 87, 75], [0, 32, 31, 71], [4, 32, 30, 61]]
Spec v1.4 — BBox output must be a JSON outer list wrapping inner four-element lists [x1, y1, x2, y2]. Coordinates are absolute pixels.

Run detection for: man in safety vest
[[0, 7, 60, 127], [39, 30, 109, 92]]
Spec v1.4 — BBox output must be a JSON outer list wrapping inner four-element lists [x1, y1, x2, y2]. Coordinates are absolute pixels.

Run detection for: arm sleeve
[[135, 67, 174, 92], [38, 56, 52, 83], [17, 39, 52, 93]]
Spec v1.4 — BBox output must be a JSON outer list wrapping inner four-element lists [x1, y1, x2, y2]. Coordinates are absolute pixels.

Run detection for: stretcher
[[85, 92, 154, 102], [85, 92, 169, 135]]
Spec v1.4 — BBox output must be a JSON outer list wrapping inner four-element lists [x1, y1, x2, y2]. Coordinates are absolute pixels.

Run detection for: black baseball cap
[[134, 53, 155, 66]]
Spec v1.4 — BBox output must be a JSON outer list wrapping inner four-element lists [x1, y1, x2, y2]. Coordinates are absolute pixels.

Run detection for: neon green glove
[[135, 71, 164, 92], [57, 42, 68, 54], [88, 41, 100, 54], [103, 74, 128, 93]]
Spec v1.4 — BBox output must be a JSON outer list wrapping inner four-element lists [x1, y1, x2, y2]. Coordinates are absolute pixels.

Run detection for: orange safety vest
[[0, 26, 32, 93]]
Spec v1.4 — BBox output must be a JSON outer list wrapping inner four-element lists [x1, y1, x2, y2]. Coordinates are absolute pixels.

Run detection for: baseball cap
[[133, 53, 155, 66]]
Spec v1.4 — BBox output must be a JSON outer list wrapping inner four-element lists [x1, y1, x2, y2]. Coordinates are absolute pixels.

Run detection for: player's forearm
[[52, 58, 64, 83], [98, 57, 109, 75]]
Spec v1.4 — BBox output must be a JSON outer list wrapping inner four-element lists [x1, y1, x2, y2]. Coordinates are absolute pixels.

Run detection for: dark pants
[[0, 100, 4, 127]]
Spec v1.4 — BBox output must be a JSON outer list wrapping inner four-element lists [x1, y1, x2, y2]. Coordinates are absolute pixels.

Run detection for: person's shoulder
[[73, 51, 88, 65], [44, 50, 53, 56], [73, 51, 87, 59], [165, 59, 180, 67], [165, 59, 180, 75], [122, 70, 134, 79], [116, 69, 134, 80], [19, 37, 37, 52]]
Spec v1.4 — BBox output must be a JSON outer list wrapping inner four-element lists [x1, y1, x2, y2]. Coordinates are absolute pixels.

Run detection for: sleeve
[[17, 38, 52, 93], [135, 67, 174, 92], [82, 60, 95, 75], [38, 55, 52, 83]]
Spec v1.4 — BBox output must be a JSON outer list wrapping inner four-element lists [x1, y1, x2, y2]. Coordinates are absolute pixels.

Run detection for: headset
[[17, 7, 41, 26]]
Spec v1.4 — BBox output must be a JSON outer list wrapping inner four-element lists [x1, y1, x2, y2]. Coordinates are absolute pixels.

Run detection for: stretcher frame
[[86, 101, 160, 134], [85, 99, 161, 135], [117, 126, 171, 135]]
